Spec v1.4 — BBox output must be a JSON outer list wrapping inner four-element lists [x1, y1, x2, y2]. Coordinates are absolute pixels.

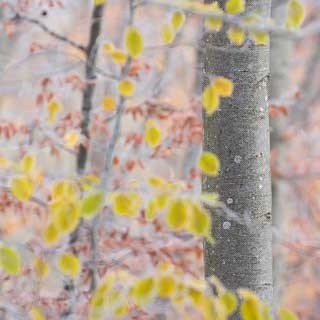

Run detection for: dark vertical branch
[[203, 0, 273, 311], [77, 3, 105, 174]]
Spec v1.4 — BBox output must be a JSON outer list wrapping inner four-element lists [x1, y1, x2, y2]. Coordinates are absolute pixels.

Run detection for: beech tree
[[0, 0, 310, 319], [203, 0, 273, 306]]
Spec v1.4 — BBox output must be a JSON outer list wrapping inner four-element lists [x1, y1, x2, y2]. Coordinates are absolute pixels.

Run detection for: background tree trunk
[[270, 0, 291, 309], [202, 0, 273, 308]]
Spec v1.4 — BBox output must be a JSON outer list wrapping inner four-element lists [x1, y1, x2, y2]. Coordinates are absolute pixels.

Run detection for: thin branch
[[11, 11, 86, 53], [0, 185, 47, 208], [143, 0, 320, 39], [38, 125, 77, 156]]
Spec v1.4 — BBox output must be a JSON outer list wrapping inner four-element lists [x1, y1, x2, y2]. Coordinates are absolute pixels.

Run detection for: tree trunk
[[202, 0, 273, 308], [270, 0, 292, 309]]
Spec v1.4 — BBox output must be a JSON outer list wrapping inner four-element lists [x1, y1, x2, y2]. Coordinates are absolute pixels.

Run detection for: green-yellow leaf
[[251, 31, 269, 45], [205, 17, 223, 31], [279, 308, 298, 320], [53, 202, 80, 232], [286, 0, 304, 29], [157, 274, 177, 297], [111, 192, 141, 217], [95, 0, 106, 5], [33, 256, 49, 279], [187, 202, 211, 237], [125, 26, 144, 57], [171, 11, 185, 30], [43, 223, 60, 245], [202, 84, 220, 114], [10, 175, 33, 201], [57, 253, 80, 278], [220, 291, 237, 315], [166, 199, 188, 230], [118, 80, 134, 97], [145, 125, 161, 148], [0, 245, 21, 274], [111, 50, 128, 64], [46, 99, 61, 123], [80, 191, 104, 217], [30, 306, 46, 320], [130, 277, 155, 305], [20, 153, 34, 173], [240, 298, 261, 320], [160, 24, 174, 43], [225, 0, 245, 14], [227, 27, 245, 45], [198, 152, 220, 176]]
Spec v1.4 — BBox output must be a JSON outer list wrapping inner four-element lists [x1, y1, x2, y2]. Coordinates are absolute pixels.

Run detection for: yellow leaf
[[227, 27, 245, 45], [80, 191, 104, 217], [118, 80, 134, 97], [43, 223, 60, 245], [111, 50, 127, 64], [160, 24, 175, 43], [10, 175, 33, 201], [20, 153, 34, 173], [130, 277, 155, 305], [46, 99, 61, 123], [157, 274, 177, 297], [286, 0, 304, 29], [187, 202, 211, 237], [0, 245, 21, 274], [145, 125, 161, 148], [279, 308, 298, 320], [95, 0, 106, 5], [101, 96, 116, 112], [212, 76, 234, 97], [220, 291, 237, 315], [57, 253, 80, 278], [171, 11, 185, 30], [52, 202, 80, 232], [30, 306, 46, 320], [63, 131, 79, 148], [148, 175, 166, 188], [113, 303, 128, 316], [261, 303, 271, 320], [225, 0, 245, 14], [111, 192, 141, 217], [146, 200, 156, 221], [51, 180, 78, 200], [166, 199, 188, 230], [202, 84, 220, 114], [33, 256, 49, 279], [198, 152, 220, 176], [251, 31, 269, 45], [205, 17, 223, 31], [80, 174, 101, 190], [103, 42, 114, 53], [125, 26, 144, 57], [240, 298, 261, 320], [200, 192, 219, 206]]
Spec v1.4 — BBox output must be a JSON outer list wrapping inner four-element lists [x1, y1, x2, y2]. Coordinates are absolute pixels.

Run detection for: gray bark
[[270, 0, 292, 309], [202, 0, 273, 310]]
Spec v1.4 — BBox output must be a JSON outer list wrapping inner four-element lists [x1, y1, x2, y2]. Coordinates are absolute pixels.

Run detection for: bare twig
[[10, 11, 86, 53]]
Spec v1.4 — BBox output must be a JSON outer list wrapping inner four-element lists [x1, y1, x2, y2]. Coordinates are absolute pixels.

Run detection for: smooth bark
[[202, 0, 273, 309]]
